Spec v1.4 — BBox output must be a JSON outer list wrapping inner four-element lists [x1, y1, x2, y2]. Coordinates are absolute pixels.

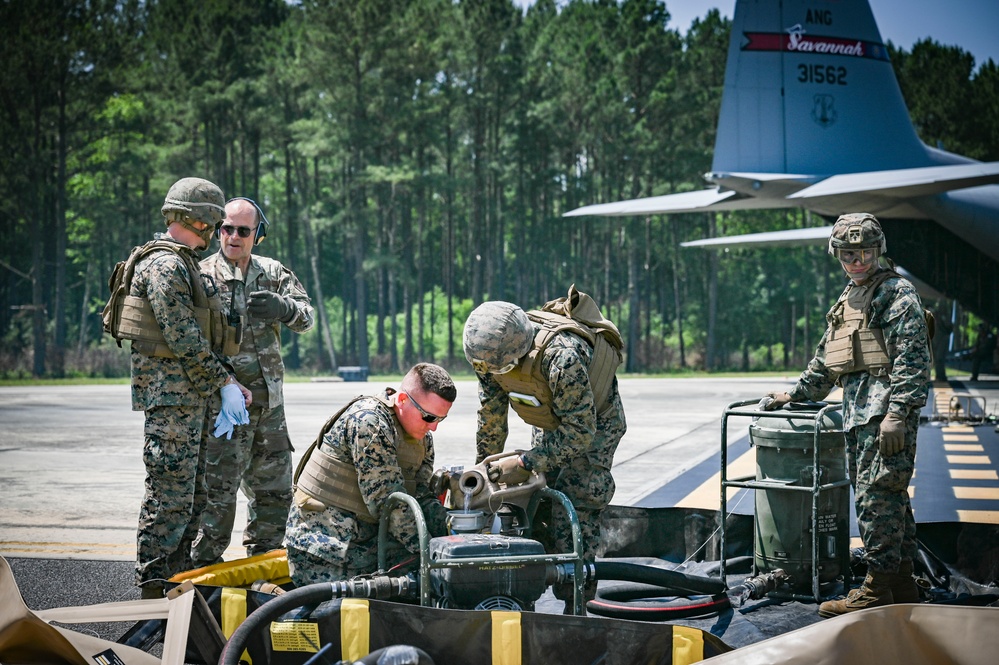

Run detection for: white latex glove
[[214, 383, 249, 439], [213, 411, 237, 440]]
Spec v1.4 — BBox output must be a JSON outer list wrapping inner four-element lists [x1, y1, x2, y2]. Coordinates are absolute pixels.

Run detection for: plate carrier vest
[[294, 392, 425, 523], [492, 286, 623, 431], [824, 269, 899, 378], [102, 240, 240, 358]]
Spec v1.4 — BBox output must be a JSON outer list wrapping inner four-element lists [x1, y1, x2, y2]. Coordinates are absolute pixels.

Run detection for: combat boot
[[882, 560, 920, 604], [818, 571, 893, 618]]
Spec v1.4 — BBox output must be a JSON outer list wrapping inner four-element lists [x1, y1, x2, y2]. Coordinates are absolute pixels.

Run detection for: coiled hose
[[586, 561, 731, 621]]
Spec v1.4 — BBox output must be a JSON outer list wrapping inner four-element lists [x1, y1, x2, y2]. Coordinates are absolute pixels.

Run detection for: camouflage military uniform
[[787, 271, 931, 572], [475, 327, 627, 579], [130, 234, 232, 586], [191, 252, 314, 566], [283, 390, 447, 585]]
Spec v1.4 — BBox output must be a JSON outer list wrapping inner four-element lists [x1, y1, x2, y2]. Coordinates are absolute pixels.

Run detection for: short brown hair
[[403, 363, 456, 402]]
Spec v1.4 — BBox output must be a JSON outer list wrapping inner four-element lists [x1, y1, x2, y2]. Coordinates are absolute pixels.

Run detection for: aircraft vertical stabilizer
[[564, 0, 999, 321], [713, 0, 931, 175]]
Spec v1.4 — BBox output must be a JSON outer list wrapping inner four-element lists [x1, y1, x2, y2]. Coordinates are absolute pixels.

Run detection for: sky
[[514, 1, 999, 69]]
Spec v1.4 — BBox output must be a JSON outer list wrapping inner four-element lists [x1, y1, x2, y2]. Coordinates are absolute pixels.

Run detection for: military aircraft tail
[[565, 0, 999, 321], [712, 0, 956, 176]]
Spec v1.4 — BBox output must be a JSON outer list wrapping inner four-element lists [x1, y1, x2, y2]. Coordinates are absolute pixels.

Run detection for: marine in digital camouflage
[[786, 269, 930, 572], [283, 391, 447, 584], [192, 251, 315, 566], [129, 236, 231, 411], [788, 272, 931, 429], [129, 233, 233, 588], [474, 325, 627, 599]]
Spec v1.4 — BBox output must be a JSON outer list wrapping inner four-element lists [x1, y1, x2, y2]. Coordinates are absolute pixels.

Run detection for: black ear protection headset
[[217, 197, 270, 246]]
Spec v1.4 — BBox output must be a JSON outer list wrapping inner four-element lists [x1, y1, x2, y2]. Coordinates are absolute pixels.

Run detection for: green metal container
[[749, 407, 849, 590]]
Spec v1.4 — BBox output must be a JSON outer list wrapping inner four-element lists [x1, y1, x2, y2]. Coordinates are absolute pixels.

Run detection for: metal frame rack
[[718, 399, 851, 602]]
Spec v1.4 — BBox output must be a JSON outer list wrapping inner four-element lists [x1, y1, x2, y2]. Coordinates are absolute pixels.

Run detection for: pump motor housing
[[428, 534, 547, 610]]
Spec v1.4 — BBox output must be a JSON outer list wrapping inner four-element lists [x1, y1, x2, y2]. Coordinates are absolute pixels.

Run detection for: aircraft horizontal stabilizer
[[563, 188, 737, 217], [790, 162, 999, 201], [681, 226, 831, 250]]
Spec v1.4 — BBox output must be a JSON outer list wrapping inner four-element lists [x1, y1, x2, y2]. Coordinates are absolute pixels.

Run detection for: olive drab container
[[749, 406, 850, 592]]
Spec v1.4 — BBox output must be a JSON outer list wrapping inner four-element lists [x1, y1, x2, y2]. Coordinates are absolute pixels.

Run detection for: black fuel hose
[[218, 582, 437, 665], [219, 582, 336, 665], [586, 561, 731, 621]]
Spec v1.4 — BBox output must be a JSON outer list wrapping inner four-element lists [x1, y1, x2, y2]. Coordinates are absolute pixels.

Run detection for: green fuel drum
[[749, 407, 850, 591]]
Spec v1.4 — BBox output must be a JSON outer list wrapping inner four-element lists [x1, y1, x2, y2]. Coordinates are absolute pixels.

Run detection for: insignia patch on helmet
[[847, 226, 864, 244]]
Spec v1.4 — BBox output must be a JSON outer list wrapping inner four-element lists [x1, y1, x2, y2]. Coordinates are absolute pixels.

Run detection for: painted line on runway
[[956, 510, 999, 523], [950, 469, 999, 480], [945, 444, 985, 452], [676, 448, 756, 510], [953, 487, 999, 500], [946, 455, 991, 465]]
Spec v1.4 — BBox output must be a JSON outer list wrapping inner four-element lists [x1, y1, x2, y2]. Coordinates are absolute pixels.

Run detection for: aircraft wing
[[565, 162, 999, 220]]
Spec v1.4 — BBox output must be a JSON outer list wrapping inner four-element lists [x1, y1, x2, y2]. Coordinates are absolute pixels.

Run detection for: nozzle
[[729, 569, 789, 607], [458, 468, 486, 496]]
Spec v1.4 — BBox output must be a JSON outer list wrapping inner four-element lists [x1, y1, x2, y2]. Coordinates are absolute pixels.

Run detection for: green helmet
[[161, 177, 226, 245], [463, 301, 534, 375], [827, 212, 886, 255]]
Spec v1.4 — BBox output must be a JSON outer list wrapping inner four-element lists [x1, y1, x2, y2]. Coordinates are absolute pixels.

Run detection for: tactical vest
[[102, 240, 240, 358], [824, 270, 898, 378], [493, 286, 623, 431], [294, 392, 425, 523]]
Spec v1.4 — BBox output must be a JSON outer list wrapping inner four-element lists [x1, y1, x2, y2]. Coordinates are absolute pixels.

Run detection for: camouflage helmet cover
[[161, 177, 226, 227], [827, 212, 887, 255], [463, 301, 535, 373]]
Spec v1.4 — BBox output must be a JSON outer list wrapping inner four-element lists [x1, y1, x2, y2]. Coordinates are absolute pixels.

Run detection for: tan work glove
[[879, 413, 906, 456], [760, 392, 792, 411], [487, 455, 531, 485]]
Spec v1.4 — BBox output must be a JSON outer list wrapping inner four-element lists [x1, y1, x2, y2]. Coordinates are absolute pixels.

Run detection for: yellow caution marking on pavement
[[946, 455, 992, 465], [957, 510, 999, 524], [950, 469, 999, 480], [943, 434, 980, 442], [677, 448, 756, 510], [945, 444, 985, 452], [953, 487, 999, 500]]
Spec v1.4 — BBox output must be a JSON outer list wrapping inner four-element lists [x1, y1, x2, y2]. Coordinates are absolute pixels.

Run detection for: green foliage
[[0, 0, 993, 378]]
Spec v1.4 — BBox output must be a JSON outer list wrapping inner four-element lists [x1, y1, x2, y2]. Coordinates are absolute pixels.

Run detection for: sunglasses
[[405, 392, 447, 423], [219, 224, 255, 238]]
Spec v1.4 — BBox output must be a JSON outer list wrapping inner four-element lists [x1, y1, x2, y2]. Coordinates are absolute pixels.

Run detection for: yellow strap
[[672, 625, 705, 665], [221, 587, 251, 665], [341, 598, 370, 661], [491, 610, 522, 665]]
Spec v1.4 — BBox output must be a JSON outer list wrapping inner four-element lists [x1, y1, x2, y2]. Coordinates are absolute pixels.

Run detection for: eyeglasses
[[220, 224, 255, 238], [405, 392, 447, 423], [836, 248, 877, 264]]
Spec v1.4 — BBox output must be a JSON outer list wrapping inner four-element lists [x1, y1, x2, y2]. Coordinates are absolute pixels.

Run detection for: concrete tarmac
[[2, 374, 996, 651], [0, 376, 786, 562]]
